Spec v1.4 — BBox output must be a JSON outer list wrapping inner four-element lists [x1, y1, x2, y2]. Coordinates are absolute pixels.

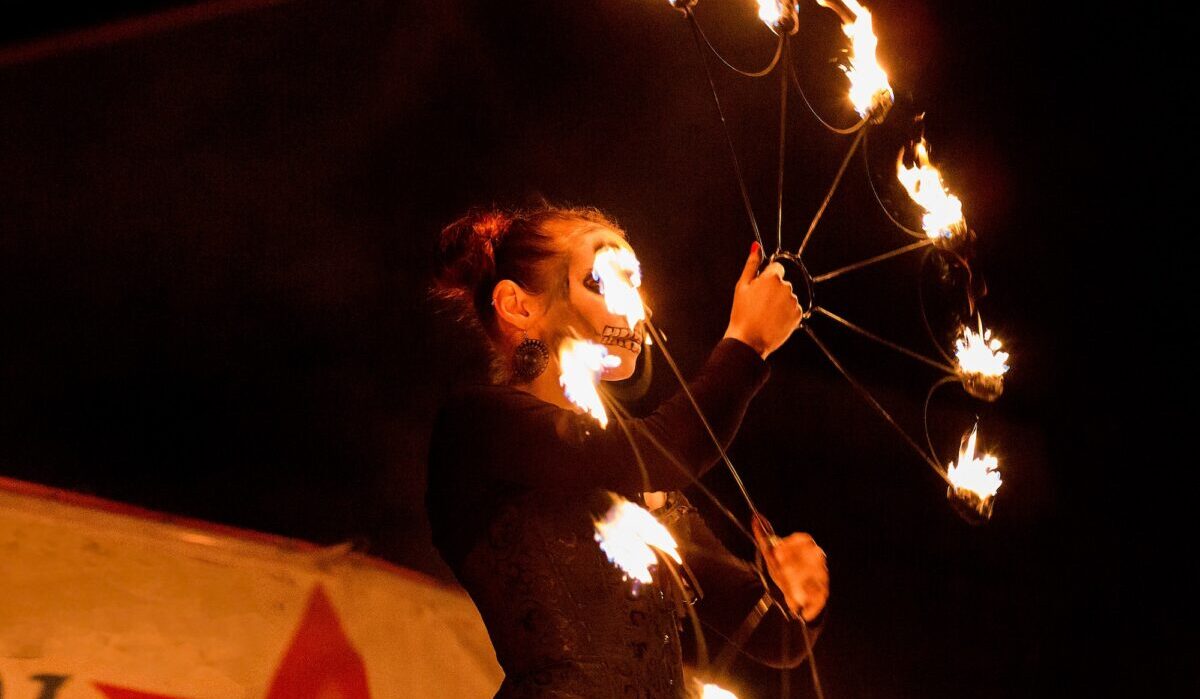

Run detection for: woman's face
[[538, 222, 645, 382]]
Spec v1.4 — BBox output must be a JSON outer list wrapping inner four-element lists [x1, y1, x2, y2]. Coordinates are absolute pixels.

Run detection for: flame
[[947, 425, 1002, 500], [955, 324, 1009, 378], [756, 0, 785, 27], [825, 0, 893, 116], [896, 137, 967, 239], [699, 682, 739, 699], [559, 338, 621, 428], [594, 496, 682, 585], [592, 246, 646, 330]]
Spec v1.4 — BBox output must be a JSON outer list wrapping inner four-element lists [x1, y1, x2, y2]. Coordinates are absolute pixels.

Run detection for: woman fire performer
[[426, 204, 828, 698]]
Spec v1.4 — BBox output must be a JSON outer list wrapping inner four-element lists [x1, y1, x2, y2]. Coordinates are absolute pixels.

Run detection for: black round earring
[[512, 334, 550, 383]]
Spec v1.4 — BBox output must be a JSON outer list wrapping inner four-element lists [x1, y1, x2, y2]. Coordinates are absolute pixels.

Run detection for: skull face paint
[[538, 223, 646, 382], [601, 325, 644, 353]]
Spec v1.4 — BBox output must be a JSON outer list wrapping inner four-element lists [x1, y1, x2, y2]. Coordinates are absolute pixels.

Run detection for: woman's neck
[[513, 361, 579, 412]]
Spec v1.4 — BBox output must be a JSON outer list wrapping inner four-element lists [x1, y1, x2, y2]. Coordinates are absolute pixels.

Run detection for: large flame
[[825, 0, 893, 116], [955, 324, 1009, 378], [896, 137, 967, 239], [594, 496, 682, 585], [592, 246, 646, 330], [699, 682, 739, 699], [559, 338, 621, 428], [756, 0, 785, 28], [947, 425, 1002, 500]]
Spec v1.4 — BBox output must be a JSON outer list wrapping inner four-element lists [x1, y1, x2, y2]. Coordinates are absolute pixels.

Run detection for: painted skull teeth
[[601, 325, 643, 352]]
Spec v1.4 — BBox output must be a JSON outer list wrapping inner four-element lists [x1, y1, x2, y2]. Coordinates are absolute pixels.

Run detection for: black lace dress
[[427, 339, 810, 698]]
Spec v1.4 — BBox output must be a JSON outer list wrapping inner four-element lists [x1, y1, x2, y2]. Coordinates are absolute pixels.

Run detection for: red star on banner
[[265, 584, 371, 699], [93, 584, 370, 699]]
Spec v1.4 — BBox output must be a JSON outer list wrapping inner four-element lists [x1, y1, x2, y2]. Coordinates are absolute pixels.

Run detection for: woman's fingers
[[762, 261, 786, 280], [762, 531, 829, 621], [726, 247, 806, 357], [740, 242, 764, 285]]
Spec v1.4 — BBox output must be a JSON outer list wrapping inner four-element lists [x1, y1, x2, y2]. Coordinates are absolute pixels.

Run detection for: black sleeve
[[669, 498, 820, 669], [437, 338, 769, 495]]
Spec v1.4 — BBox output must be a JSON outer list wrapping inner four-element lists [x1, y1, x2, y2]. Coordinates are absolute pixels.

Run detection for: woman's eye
[[583, 274, 601, 293]]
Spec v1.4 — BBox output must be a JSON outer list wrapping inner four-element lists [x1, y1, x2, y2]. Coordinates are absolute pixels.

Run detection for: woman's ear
[[493, 279, 538, 333]]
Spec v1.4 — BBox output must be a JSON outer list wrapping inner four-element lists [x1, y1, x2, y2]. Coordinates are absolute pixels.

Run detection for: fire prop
[[593, 496, 682, 586], [757, 0, 798, 34], [592, 246, 647, 331], [656, 0, 1014, 515], [822, 0, 893, 121], [946, 425, 1002, 522], [896, 136, 968, 243], [698, 681, 739, 699], [954, 323, 1009, 401], [625, 2, 1021, 694], [559, 338, 621, 428], [794, 0, 894, 257]]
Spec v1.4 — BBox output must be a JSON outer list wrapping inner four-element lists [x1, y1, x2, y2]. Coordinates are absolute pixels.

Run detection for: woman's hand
[[724, 242, 804, 359], [753, 515, 829, 622]]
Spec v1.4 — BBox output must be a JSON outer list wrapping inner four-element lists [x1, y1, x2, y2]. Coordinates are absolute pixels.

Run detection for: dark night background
[[0, 1, 1189, 697]]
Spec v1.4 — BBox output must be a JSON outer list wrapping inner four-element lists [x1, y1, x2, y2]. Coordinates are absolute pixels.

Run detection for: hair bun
[[470, 211, 512, 253], [431, 209, 511, 307]]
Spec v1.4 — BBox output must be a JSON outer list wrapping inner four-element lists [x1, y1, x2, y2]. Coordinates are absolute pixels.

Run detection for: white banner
[[0, 477, 502, 699]]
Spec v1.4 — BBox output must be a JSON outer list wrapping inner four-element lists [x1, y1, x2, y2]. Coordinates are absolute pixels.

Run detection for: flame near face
[[698, 682, 740, 699], [559, 337, 621, 428], [592, 246, 646, 330], [946, 425, 1002, 500], [830, 0, 893, 117], [593, 495, 682, 586], [897, 137, 967, 240]]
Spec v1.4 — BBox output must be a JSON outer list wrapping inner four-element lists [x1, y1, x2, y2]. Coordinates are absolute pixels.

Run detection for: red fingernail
[[750, 242, 760, 255]]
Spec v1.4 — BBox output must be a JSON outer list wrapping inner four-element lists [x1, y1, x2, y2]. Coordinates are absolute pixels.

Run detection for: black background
[[0, 1, 1187, 696]]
